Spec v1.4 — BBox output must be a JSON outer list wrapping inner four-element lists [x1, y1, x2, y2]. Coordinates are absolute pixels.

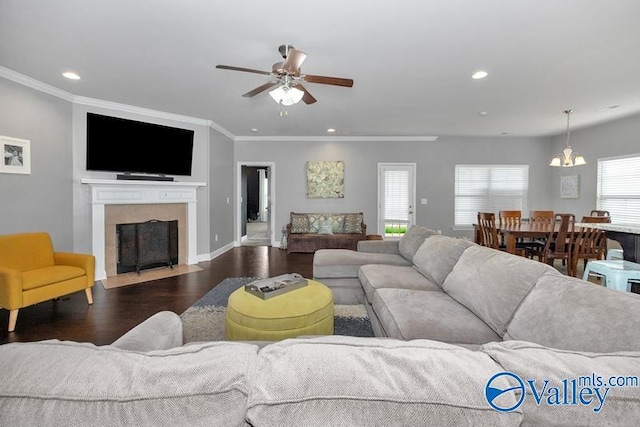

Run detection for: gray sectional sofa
[[313, 226, 640, 352], [2, 225, 640, 425]]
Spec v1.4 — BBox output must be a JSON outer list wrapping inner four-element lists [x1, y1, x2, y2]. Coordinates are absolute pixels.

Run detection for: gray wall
[[71, 103, 213, 256], [549, 113, 640, 219], [234, 136, 553, 240], [208, 127, 234, 251], [0, 77, 74, 250]]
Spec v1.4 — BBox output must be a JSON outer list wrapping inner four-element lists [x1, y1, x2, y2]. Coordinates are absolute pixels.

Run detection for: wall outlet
[[215, 234, 218, 242], [421, 198, 428, 205], [226, 197, 230, 204]]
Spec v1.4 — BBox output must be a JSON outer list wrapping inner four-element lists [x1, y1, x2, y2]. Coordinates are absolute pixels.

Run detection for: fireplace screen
[[116, 219, 178, 274]]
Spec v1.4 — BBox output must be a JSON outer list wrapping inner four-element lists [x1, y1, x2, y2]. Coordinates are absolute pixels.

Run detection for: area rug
[[180, 277, 374, 342]]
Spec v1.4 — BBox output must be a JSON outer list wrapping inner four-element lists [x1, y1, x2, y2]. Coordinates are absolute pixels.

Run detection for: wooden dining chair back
[[572, 220, 608, 277], [590, 210, 610, 217], [477, 212, 501, 250], [542, 213, 576, 273], [529, 210, 555, 225], [498, 210, 522, 226], [581, 215, 611, 224]]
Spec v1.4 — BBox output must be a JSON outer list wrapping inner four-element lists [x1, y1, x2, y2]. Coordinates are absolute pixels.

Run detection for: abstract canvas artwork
[[306, 160, 344, 198]]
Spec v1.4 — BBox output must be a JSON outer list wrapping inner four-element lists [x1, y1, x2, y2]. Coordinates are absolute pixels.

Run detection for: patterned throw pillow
[[328, 214, 345, 233], [308, 214, 325, 233], [317, 220, 334, 235], [344, 213, 363, 234], [290, 214, 310, 234]]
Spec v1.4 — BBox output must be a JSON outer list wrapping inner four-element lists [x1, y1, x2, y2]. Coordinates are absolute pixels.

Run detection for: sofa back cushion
[[0, 340, 258, 426], [0, 232, 55, 271], [506, 273, 640, 352], [412, 235, 476, 287], [398, 225, 438, 262], [482, 340, 640, 425], [247, 336, 522, 426], [442, 245, 555, 337]]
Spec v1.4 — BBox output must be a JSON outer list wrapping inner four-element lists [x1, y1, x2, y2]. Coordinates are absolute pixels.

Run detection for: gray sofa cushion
[[482, 340, 640, 425], [398, 225, 439, 262], [506, 273, 640, 352], [0, 340, 258, 426], [412, 235, 476, 287], [247, 336, 522, 426], [359, 264, 441, 304], [442, 245, 555, 337], [313, 248, 410, 279], [372, 288, 502, 344]]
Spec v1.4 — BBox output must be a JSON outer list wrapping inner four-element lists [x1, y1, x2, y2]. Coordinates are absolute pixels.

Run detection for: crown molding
[[233, 135, 439, 142], [0, 66, 75, 102]]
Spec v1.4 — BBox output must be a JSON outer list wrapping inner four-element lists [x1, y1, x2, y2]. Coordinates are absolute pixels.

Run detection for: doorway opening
[[377, 163, 416, 238], [238, 163, 275, 246]]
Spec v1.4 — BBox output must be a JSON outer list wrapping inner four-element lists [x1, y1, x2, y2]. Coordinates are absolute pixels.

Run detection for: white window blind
[[454, 165, 529, 227], [597, 154, 640, 224], [384, 170, 409, 222]]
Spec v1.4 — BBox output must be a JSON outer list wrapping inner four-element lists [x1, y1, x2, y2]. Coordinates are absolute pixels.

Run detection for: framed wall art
[[1, 135, 31, 175], [560, 175, 579, 198], [306, 160, 344, 198]]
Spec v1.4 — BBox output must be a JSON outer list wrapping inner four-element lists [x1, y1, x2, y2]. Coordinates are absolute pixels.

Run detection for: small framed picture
[[560, 175, 579, 198], [1, 135, 31, 175]]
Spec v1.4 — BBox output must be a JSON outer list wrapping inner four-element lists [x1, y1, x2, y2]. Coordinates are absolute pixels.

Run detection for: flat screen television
[[86, 113, 194, 177]]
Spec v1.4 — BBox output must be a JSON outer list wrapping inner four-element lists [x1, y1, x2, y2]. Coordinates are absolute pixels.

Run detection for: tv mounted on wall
[[86, 113, 195, 179]]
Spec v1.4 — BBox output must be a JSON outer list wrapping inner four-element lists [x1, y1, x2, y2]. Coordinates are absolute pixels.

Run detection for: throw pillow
[[328, 214, 345, 233], [317, 220, 334, 235], [343, 213, 363, 234], [290, 214, 310, 234], [308, 214, 325, 233]]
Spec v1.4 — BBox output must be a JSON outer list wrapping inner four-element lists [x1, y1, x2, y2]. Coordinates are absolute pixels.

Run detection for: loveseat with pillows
[[286, 212, 366, 253]]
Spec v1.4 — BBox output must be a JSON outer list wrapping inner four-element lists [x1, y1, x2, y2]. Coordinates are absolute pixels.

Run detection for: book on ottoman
[[245, 273, 308, 300]]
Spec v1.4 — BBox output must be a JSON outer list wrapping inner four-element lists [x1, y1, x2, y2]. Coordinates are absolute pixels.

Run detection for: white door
[[378, 163, 416, 238]]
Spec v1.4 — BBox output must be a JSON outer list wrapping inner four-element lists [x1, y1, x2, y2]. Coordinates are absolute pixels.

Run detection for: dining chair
[[477, 212, 501, 249], [526, 210, 555, 260], [590, 209, 610, 217], [498, 210, 522, 246], [571, 219, 608, 277], [541, 213, 575, 274]]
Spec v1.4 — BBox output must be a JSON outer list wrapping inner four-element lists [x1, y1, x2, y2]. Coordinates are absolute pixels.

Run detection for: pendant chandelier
[[549, 109, 586, 167]]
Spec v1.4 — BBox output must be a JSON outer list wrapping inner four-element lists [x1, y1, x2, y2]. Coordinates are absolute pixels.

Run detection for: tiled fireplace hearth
[[81, 179, 206, 280]]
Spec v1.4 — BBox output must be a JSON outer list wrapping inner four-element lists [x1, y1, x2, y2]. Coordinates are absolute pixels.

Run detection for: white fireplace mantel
[[81, 179, 207, 280]]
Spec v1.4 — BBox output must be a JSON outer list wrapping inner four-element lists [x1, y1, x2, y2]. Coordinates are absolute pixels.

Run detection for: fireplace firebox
[[116, 220, 178, 274]]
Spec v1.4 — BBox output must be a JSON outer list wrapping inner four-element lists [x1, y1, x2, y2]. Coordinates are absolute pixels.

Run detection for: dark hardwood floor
[[0, 247, 313, 346]]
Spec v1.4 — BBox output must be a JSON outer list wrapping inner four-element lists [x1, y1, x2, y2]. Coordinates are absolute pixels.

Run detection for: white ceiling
[[2, 0, 640, 139]]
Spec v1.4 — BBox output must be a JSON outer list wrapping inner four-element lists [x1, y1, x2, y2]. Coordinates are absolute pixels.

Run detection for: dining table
[[495, 222, 578, 255]]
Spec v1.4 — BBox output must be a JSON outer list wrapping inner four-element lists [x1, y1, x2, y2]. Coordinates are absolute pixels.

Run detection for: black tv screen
[[86, 113, 194, 176]]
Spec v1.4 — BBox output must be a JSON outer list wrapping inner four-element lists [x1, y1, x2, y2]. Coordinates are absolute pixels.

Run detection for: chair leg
[[85, 288, 94, 305], [8, 309, 19, 332]]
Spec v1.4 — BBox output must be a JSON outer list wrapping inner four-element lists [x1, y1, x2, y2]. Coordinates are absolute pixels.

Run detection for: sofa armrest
[[357, 240, 401, 254], [54, 252, 96, 287], [0, 267, 23, 309], [111, 311, 184, 351]]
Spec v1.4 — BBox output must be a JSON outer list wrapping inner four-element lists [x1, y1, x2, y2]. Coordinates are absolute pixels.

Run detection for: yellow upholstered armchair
[[0, 232, 95, 332]]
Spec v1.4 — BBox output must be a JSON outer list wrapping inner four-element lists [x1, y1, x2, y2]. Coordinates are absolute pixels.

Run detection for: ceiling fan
[[216, 44, 354, 106]]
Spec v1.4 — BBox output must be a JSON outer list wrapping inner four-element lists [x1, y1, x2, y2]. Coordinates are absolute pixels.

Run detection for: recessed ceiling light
[[251, 128, 258, 133], [479, 111, 488, 116], [327, 128, 336, 133], [472, 70, 488, 80], [62, 71, 81, 80]]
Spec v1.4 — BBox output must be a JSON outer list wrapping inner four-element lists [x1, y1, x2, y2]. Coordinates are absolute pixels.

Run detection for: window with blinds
[[597, 154, 640, 224], [384, 170, 410, 223], [454, 165, 529, 227]]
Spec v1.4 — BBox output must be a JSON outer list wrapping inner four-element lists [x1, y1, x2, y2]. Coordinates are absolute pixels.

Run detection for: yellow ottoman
[[225, 279, 334, 341]]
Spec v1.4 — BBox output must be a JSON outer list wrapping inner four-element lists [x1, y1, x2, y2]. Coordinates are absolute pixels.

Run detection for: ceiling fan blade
[[295, 84, 317, 104], [303, 74, 354, 87], [282, 49, 307, 75], [242, 81, 278, 98], [216, 65, 272, 76]]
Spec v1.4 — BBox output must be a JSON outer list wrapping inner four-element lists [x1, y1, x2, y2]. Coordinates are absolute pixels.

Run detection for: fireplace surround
[[81, 179, 206, 280]]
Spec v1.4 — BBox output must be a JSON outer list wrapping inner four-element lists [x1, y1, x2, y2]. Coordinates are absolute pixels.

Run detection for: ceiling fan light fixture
[[269, 85, 304, 106]]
